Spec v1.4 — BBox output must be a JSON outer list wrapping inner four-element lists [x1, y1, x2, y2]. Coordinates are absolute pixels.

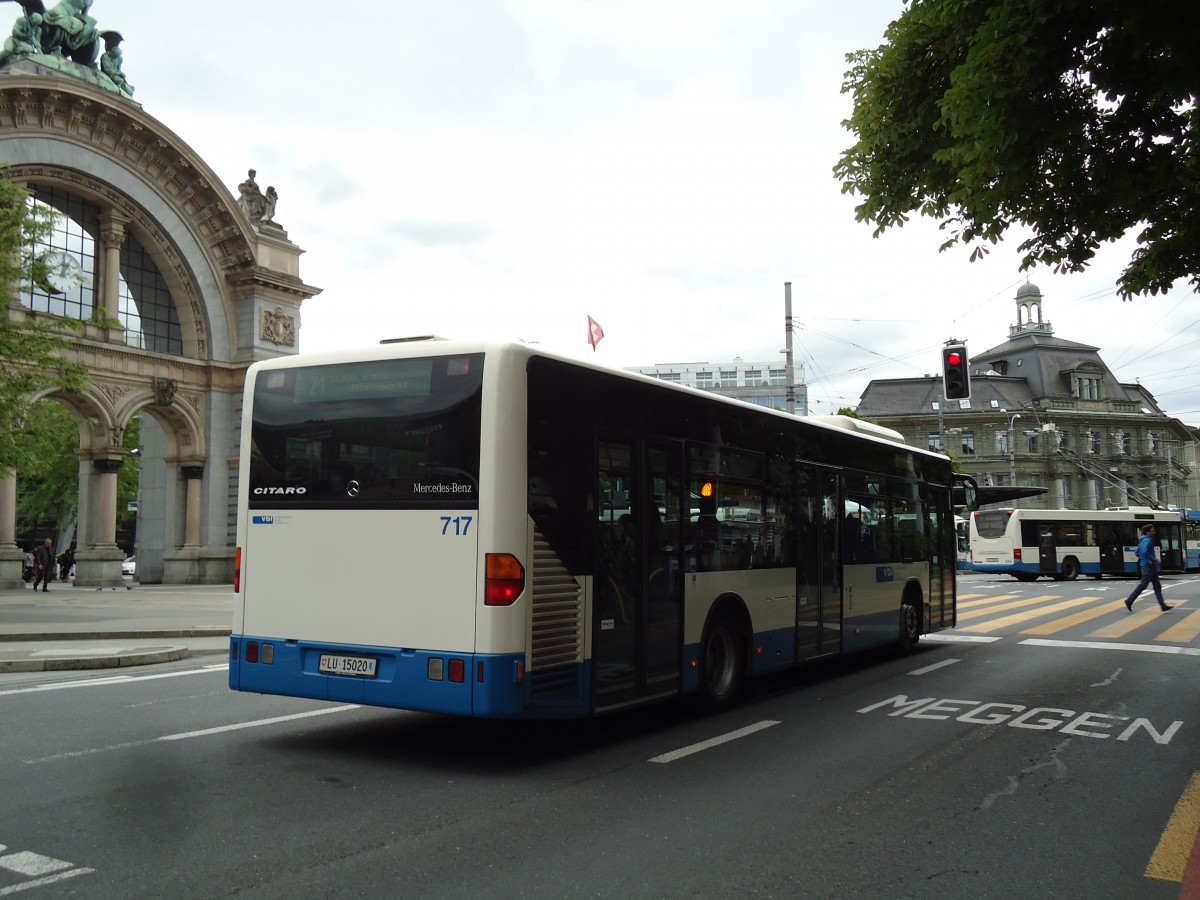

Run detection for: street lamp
[[1009, 413, 1021, 506]]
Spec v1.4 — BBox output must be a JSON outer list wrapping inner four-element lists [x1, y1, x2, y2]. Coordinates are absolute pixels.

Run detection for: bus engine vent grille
[[529, 533, 583, 682]]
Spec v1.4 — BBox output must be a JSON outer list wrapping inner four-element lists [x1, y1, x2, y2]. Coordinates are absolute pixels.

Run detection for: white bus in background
[[969, 507, 1186, 581], [955, 516, 970, 570], [230, 338, 972, 719]]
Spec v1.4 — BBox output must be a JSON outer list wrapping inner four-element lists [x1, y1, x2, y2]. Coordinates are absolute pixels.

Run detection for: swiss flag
[[587, 315, 605, 350]]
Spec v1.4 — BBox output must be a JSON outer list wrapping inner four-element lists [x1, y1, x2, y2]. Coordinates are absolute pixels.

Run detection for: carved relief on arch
[[261, 307, 296, 346], [96, 380, 130, 408]]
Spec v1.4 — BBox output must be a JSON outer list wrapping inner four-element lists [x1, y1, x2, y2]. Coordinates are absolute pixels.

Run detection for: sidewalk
[[0, 579, 233, 673]]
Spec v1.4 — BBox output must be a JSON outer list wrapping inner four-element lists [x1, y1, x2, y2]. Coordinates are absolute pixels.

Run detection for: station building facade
[[0, 12, 318, 586], [857, 284, 1197, 512]]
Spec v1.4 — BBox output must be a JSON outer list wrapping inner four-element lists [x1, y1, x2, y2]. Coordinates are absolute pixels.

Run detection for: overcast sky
[[77, 0, 1200, 423]]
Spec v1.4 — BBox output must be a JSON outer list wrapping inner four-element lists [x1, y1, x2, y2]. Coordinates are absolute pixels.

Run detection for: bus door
[[593, 438, 684, 710], [796, 466, 841, 661], [1097, 523, 1126, 575], [1038, 526, 1058, 575], [1157, 522, 1185, 573], [928, 488, 953, 629]]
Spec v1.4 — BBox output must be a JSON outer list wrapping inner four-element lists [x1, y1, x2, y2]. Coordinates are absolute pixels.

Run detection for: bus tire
[[1061, 557, 1080, 581], [897, 601, 920, 655], [698, 613, 745, 714]]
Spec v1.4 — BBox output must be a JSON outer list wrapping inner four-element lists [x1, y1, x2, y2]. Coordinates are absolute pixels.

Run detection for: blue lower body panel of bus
[[229, 635, 534, 718]]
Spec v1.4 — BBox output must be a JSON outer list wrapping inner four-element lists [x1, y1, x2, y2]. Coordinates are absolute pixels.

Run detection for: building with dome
[[856, 283, 1198, 511]]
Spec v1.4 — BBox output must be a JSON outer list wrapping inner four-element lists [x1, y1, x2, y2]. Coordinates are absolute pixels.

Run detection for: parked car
[[121, 556, 136, 576]]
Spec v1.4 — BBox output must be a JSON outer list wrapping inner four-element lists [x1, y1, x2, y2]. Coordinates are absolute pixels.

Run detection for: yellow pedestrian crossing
[[958, 596, 1096, 633], [953, 584, 1195, 645], [956, 595, 1056, 621]]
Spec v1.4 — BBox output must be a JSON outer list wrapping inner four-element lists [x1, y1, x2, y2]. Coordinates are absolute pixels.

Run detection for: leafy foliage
[[0, 173, 89, 474], [834, 1, 1199, 298], [16, 404, 140, 531]]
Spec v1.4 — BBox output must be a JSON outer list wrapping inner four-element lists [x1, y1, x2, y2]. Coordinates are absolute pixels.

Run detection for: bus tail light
[[234, 547, 242, 593], [485, 553, 525, 606], [1014, 548, 1022, 561], [448, 659, 465, 683]]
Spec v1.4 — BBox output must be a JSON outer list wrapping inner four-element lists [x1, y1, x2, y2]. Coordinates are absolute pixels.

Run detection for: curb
[[1, 627, 232, 643], [0, 646, 192, 674]]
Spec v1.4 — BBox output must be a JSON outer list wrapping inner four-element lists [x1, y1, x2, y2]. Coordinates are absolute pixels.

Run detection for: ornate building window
[[22, 187, 97, 320], [120, 235, 183, 355], [961, 431, 975, 455], [21, 186, 182, 355], [1075, 375, 1102, 400]]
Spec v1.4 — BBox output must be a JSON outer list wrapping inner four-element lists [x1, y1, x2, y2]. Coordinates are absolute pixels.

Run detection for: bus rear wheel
[[897, 601, 920, 655], [698, 614, 745, 713], [1061, 557, 1080, 581]]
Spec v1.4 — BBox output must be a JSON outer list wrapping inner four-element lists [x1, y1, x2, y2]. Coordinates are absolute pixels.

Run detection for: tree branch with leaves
[[0, 172, 89, 475], [834, 0, 1199, 298]]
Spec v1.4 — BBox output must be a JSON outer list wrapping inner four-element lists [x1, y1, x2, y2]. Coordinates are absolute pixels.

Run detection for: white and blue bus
[[969, 507, 1187, 581], [955, 515, 970, 570], [1177, 509, 1200, 572], [230, 339, 972, 719]]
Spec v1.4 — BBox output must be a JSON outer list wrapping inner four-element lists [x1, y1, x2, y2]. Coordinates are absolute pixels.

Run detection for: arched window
[[21, 185, 183, 355]]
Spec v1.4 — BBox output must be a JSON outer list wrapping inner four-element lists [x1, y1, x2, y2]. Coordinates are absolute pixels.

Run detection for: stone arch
[[0, 66, 320, 587]]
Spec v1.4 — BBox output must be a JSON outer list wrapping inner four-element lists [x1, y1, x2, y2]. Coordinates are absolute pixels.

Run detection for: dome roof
[[1016, 281, 1043, 298]]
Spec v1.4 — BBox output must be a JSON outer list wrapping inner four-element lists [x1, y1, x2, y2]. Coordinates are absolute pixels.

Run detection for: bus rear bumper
[[228, 635, 531, 718]]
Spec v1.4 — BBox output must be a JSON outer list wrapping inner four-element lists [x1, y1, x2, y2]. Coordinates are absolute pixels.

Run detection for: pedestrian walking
[[32, 538, 56, 593], [1124, 524, 1172, 612]]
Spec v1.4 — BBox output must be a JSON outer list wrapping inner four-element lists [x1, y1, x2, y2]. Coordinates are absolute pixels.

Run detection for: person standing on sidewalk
[[32, 538, 56, 593], [1124, 524, 1172, 612]]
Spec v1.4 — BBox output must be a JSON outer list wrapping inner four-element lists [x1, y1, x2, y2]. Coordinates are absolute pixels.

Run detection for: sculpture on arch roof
[[0, 0, 134, 97]]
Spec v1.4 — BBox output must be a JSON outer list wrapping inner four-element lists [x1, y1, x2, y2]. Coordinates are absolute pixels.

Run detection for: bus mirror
[[955, 475, 979, 511]]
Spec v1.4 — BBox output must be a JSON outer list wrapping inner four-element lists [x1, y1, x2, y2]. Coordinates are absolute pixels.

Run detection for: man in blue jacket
[[1124, 524, 1172, 612]]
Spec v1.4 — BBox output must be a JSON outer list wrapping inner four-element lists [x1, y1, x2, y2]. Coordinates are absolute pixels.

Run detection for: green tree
[[16, 405, 140, 531], [835, 1, 1199, 298], [0, 172, 89, 475]]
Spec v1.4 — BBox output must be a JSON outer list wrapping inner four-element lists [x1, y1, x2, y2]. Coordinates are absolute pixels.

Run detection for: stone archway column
[[183, 465, 203, 549], [98, 211, 128, 329], [0, 470, 25, 588], [73, 457, 127, 588], [163, 463, 208, 583]]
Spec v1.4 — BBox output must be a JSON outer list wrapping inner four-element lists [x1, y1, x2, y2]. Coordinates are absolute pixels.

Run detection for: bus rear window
[[248, 354, 483, 508], [973, 509, 1014, 539]]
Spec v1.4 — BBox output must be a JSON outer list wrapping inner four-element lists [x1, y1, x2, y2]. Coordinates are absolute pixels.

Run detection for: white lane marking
[[908, 658, 960, 676], [922, 633, 1001, 643], [1021, 638, 1200, 656], [649, 720, 780, 764], [158, 705, 359, 741], [0, 851, 73, 876], [0, 665, 228, 697], [0, 868, 95, 896], [24, 704, 359, 764]]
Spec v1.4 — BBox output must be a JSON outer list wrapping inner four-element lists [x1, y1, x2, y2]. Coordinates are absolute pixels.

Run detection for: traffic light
[[942, 341, 970, 400]]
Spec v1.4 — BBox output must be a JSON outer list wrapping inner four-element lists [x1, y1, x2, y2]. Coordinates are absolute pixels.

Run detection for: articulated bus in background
[[230, 338, 974, 719], [969, 507, 1187, 582]]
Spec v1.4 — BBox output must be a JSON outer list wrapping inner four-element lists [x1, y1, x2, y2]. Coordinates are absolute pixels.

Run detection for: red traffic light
[[941, 341, 970, 400]]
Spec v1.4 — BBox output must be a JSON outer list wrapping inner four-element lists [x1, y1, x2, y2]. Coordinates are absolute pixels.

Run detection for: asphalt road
[[0, 573, 1197, 898]]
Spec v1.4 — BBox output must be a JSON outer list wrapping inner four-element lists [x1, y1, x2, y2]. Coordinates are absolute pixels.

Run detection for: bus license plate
[[318, 654, 377, 678]]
